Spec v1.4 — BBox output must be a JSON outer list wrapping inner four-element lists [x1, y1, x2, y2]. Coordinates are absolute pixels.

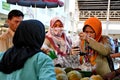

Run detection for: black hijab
[[0, 20, 45, 74]]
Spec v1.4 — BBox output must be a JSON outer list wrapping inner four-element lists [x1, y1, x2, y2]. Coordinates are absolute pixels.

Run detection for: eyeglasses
[[84, 31, 95, 34]]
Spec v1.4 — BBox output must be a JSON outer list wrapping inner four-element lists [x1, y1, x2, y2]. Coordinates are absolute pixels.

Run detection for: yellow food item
[[67, 70, 82, 80], [56, 73, 68, 80], [80, 77, 90, 80], [55, 67, 66, 75], [90, 75, 103, 80]]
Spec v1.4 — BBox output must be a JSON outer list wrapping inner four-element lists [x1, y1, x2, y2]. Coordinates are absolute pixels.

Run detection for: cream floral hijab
[[46, 17, 72, 56]]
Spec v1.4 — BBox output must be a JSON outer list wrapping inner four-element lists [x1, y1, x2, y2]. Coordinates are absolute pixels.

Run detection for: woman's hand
[[79, 32, 90, 43], [79, 32, 87, 40], [41, 48, 50, 54], [71, 47, 80, 55]]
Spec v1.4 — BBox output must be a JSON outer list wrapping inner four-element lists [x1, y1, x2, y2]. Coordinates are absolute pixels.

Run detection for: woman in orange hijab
[[79, 17, 113, 77]]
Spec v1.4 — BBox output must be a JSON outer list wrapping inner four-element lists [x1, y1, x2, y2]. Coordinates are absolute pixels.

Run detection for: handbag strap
[[106, 55, 114, 71]]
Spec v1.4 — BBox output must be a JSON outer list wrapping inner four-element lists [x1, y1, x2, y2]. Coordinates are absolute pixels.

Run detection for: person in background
[[110, 38, 120, 58], [114, 38, 119, 53], [79, 17, 113, 77], [0, 9, 24, 52], [41, 17, 80, 68], [109, 37, 115, 53], [0, 20, 56, 80]]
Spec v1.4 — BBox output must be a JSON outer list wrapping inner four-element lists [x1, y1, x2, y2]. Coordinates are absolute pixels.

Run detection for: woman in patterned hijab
[[42, 17, 80, 68]]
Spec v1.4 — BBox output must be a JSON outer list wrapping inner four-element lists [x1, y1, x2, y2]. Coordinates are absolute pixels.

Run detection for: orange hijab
[[80, 17, 102, 65]]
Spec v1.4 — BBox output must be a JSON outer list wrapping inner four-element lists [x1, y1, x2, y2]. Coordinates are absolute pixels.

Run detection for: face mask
[[50, 27, 64, 37]]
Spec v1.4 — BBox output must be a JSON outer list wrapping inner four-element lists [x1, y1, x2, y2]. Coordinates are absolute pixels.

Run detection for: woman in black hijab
[[0, 20, 56, 80]]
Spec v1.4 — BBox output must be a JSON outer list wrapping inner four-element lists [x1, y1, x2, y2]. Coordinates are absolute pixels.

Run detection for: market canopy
[[7, 0, 64, 8]]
